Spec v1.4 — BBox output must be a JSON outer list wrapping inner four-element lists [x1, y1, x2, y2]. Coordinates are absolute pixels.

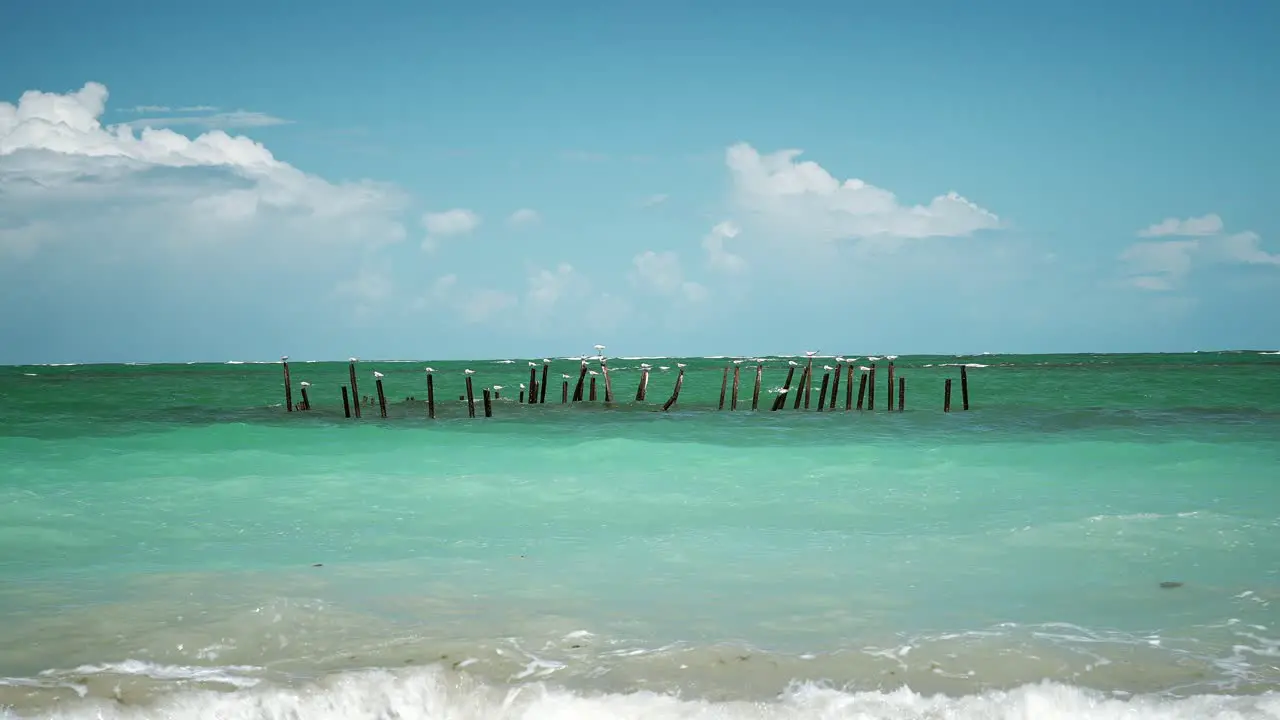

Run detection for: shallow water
[[2, 352, 1279, 718]]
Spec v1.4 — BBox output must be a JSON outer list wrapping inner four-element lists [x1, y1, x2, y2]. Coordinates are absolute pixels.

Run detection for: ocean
[[2, 352, 1278, 719]]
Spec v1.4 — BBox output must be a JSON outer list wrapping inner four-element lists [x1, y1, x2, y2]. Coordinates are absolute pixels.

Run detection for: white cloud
[[1137, 213, 1223, 238], [527, 262, 582, 313], [1122, 216, 1279, 290], [631, 250, 708, 303], [725, 142, 1000, 244], [124, 110, 292, 131], [421, 208, 480, 251], [422, 273, 517, 324], [0, 81, 406, 263], [508, 208, 540, 227], [702, 220, 746, 274]]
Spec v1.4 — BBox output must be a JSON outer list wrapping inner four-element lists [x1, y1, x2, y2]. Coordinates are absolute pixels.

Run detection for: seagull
[[494, 385, 504, 391], [887, 355, 898, 360], [788, 360, 798, 367], [835, 357, 846, 363], [424, 367, 435, 373], [733, 359, 744, 364], [640, 363, 652, 369], [520, 383, 526, 389], [299, 381, 310, 388], [594, 344, 606, 353], [805, 350, 818, 357], [281, 355, 289, 361], [349, 357, 358, 363], [464, 369, 475, 375], [373, 371, 384, 379], [589, 370, 599, 376], [676, 362, 687, 368], [528, 361, 537, 367], [562, 373, 571, 379], [581, 359, 589, 367], [824, 365, 834, 371], [543, 358, 552, 364], [659, 366, 670, 371]]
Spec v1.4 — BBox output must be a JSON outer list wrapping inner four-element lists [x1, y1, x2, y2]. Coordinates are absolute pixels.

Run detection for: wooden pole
[[519, 389, 525, 403], [662, 368, 685, 412], [856, 372, 868, 410], [718, 366, 729, 410], [341, 386, 351, 418], [867, 364, 876, 410], [348, 361, 362, 418], [731, 364, 741, 411], [886, 362, 895, 413], [602, 359, 613, 402], [572, 363, 588, 402], [944, 378, 952, 412], [636, 368, 649, 401], [466, 376, 476, 418], [540, 363, 549, 403], [961, 366, 970, 411], [803, 357, 814, 409], [282, 358, 293, 413], [426, 372, 436, 419], [844, 364, 854, 410], [483, 388, 493, 418], [898, 376, 905, 411], [772, 367, 796, 411], [816, 372, 830, 412], [375, 377, 388, 418], [300, 385, 311, 411], [562, 380, 569, 404], [792, 365, 807, 409], [589, 376, 598, 401], [528, 366, 538, 404], [752, 363, 763, 411], [830, 363, 842, 410]]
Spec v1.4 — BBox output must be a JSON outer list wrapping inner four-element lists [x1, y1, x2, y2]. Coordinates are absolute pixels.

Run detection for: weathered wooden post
[[341, 385, 351, 418], [856, 371, 868, 410], [636, 365, 650, 401], [804, 356, 814, 409], [540, 362, 550, 403], [845, 364, 854, 410], [299, 381, 311, 411], [944, 378, 953, 412], [961, 365, 970, 411], [348, 359, 362, 418], [662, 366, 685, 412], [830, 363, 842, 410], [528, 364, 538, 405], [519, 385, 526, 403], [752, 363, 763, 411], [792, 364, 807, 409], [372, 371, 388, 418], [425, 368, 436, 419], [562, 376, 569, 404], [282, 356, 293, 413], [602, 359, 613, 402], [731, 363, 742, 411], [465, 370, 477, 418], [483, 388, 493, 418], [718, 366, 729, 410], [886, 362, 895, 412], [816, 371, 830, 412], [772, 366, 796, 411], [898, 376, 905, 411], [867, 363, 877, 411], [572, 361, 588, 402], [589, 375, 598, 401]]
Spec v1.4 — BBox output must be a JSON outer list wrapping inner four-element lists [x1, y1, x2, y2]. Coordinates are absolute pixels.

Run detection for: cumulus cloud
[[422, 274, 517, 324], [0, 81, 406, 263], [724, 142, 1000, 244], [702, 220, 746, 274], [123, 110, 293, 131], [508, 208, 540, 227], [1137, 213, 1224, 238], [1123, 215, 1279, 290], [421, 208, 480, 251], [631, 250, 708, 303]]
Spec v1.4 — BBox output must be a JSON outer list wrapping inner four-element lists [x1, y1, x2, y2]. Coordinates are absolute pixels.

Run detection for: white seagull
[[804, 350, 818, 357], [659, 366, 670, 371], [588, 370, 599, 376], [676, 362, 687, 368], [464, 369, 475, 375], [494, 385, 504, 391], [424, 367, 435, 373], [640, 363, 652, 369], [835, 356, 846, 363], [373, 371, 384, 379], [823, 365, 834, 371], [529, 361, 537, 367], [788, 360, 799, 367], [299, 381, 310, 388], [349, 357, 358, 363], [520, 383, 526, 389], [733, 359, 744, 364], [562, 373, 571, 379], [281, 355, 289, 361], [543, 358, 552, 364], [594, 344, 606, 353]]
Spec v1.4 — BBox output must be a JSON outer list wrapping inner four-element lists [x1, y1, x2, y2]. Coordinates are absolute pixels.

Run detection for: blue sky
[[1, 0, 1276, 363]]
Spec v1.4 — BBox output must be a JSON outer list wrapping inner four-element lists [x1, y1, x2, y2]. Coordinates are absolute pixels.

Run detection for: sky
[[1, 0, 1277, 364]]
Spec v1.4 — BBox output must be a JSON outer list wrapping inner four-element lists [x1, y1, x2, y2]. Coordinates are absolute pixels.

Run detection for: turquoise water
[[2, 353, 1279, 718]]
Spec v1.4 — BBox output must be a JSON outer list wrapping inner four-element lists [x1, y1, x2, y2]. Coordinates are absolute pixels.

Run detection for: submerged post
[[856, 371, 868, 410], [816, 372, 830, 412], [602, 359, 613, 402], [348, 360, 362, 418], [282, 356, 293, 413], [662, 367, 685, 412], [483, 388, 493, 418], [886, 362, 895, 413], [572, 362, 588, 402], [868, 364, 877, 411], [519, 387, 525, 403], [772, 366, 796, 411], [465, 374, 476, 418], [944, 378, 952, 412], [752, 363, 763, 411], [636, 366, 650, 401], [830, 363, 842, 410], [540, 363, 550, 404], [804, 356, 814, 409], [426, 370, 436, 419], [528, 366, 538, 404], [898, 376, 905, 411], [731, 364, 741, 411], [299, 381, 311, 411], [961, 365, 970, 411], [792, 365, 807, 410], [844, 364, 854, 410], [589, 375, 598, 401], [718, 366, 729, 410], [341, 385, 351, 418], [562, 379, 569, 404], [374, 373, 388, 418]]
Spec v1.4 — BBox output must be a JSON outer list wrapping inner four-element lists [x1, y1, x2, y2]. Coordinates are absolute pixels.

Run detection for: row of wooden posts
[[281, 356, 973, 418]]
